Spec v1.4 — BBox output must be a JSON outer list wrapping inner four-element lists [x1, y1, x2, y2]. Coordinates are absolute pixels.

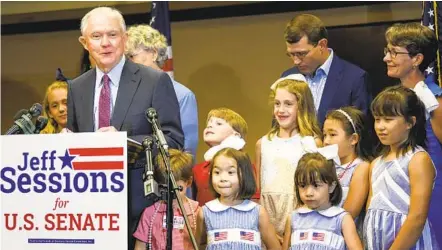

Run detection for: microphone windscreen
[[142, 137, 154, 149], [36, 116, 49, 131], [29, 103, 43, 117], [13, 109, 30, 120], [145, 108, 157, 119]]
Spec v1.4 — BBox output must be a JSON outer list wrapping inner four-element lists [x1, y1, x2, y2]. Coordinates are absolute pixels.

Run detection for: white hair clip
[[301, 137, 341, 166], [270, 74, 307, 90], [335, 109, 356, 133]]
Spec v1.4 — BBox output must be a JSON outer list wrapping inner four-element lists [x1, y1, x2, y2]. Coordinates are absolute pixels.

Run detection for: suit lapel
[[82, 69, 96, 131], [111, 60, 141, 130], [318, 55, 343, 120]]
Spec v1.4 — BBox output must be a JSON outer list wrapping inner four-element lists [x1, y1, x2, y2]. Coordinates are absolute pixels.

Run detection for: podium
[[0, 132, 135, 250]]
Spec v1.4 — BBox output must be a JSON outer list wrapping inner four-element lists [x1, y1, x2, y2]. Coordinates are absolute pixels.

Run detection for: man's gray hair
[[80, 7, 126, 35]]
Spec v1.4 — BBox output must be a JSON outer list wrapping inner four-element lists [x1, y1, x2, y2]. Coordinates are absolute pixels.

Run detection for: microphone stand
[[153, 134, 199, 250]]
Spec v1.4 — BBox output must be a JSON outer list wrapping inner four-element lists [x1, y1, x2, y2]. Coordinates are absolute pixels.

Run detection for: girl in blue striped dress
[[196, 148, 280, 250], [323, 107, 375, 236], [364, 85, 439, 249], [282, 151, 362, 250]]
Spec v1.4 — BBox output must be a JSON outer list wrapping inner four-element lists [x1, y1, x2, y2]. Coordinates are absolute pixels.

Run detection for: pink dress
[[133, 199, 200, 250]]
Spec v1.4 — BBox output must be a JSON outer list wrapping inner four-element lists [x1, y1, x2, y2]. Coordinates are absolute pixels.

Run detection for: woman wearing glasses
[[383, 22, 442, 246], [125, 24, 199, 161]]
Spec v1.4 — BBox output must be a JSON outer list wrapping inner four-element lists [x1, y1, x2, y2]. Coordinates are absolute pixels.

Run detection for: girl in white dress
[[256, 74, 322, 242]]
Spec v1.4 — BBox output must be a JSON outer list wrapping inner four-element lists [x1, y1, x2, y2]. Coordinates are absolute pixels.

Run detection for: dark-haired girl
[[364, 85, 438, 249], [282, 151, 362, 250], [196, 148, 280, 250]]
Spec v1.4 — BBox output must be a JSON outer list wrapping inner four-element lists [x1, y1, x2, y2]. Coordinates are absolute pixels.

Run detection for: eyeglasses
[[286, 44, 318, 61], [126, 52, 138, 58], [383, 47, 410, 59], [127, 48, 155, 58]]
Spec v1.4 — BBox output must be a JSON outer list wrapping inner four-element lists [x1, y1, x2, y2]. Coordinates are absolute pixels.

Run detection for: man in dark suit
[[67, 7, 184, 249], [282, 14, 371, 126]]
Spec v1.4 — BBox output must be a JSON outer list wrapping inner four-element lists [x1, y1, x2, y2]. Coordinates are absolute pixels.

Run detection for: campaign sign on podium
[[0, 132, 128, 249]]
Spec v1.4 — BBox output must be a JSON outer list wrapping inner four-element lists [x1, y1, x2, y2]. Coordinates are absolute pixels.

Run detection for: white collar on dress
[[205, 199, 257, 212], [297, 206, 345, 217]]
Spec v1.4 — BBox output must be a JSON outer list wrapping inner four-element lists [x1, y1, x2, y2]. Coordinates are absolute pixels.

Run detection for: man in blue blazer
[[67, 7, 184, 249], [282, 14, 371, 126]]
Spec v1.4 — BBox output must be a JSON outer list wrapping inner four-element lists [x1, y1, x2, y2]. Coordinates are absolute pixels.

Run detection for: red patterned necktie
[[98, 74, 110, 128]]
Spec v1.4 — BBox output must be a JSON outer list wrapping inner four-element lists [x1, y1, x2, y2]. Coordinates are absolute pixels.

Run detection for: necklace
[[337, 158, 357, 181], [178, 197, 197, 231], [147, 197, 197, 250], [147, 202, 162, 250]]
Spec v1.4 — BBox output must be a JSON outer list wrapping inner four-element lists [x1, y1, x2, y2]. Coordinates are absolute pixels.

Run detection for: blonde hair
[[125, 24, 168, 67], [41, 81, 68, 134], [207, 107, 248, 139], [155, 149, 194, 184], [268, 79, 321, 139], [80, 7, 126, 35]]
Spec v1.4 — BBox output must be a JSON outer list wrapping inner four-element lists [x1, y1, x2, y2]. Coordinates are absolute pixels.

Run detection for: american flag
[[68, 147, 124, 170], [240, 231, 255, 241], [299, 232, 308, 240], [312, 232, 325, 241], [214, 231, 228, 241], [150, 1, 174, 79], [422, 1, 442, 87]]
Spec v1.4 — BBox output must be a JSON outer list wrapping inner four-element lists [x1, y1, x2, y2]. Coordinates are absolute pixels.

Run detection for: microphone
[[142, 137, 159, 198], [5, 103, 43, 135], [34, 116, 49, 134], [13, 109, 29, 120], [145, 108, 169, 154]]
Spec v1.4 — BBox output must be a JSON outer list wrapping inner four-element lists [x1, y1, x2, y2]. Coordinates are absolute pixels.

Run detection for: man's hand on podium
[[97, 126, 117, 132], [60, 128, 73, 133]]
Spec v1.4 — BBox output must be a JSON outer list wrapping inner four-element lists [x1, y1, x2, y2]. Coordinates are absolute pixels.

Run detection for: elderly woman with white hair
[[126, 24, 199, 160]]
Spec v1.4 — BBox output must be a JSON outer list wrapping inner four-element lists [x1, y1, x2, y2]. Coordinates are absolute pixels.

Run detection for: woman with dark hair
[[384, 22, 442, 244]]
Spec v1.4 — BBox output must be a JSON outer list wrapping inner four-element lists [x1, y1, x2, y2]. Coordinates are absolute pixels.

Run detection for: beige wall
[[1, 2, 420, 162]]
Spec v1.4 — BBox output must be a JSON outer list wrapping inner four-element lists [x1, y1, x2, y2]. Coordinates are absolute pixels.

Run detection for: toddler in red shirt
[[192, 107, 260, 206]]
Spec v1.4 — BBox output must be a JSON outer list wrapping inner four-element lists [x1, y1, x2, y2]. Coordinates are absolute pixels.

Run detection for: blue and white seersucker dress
[[363, 146, 439, 250], [289, 206, 347, 250], [203, 199, 262, 250]]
